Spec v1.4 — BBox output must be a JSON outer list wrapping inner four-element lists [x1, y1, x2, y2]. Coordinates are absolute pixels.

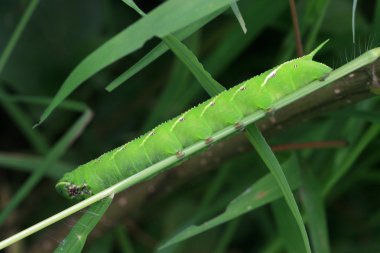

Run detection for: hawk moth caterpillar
[[56, 42, 331, 200]]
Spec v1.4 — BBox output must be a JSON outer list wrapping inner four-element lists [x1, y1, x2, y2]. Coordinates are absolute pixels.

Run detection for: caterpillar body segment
[[56, 43, 332, 200]]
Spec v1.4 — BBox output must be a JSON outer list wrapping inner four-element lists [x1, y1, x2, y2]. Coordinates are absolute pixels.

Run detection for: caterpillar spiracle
[[56, 42, 331, 200]]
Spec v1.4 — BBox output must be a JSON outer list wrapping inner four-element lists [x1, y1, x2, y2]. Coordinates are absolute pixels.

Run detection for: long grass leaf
[[37, 0, 233, 125], [159, 157, 300, 249], [272, 199, 306, 253], [54, 196, 113, 253], [323, 124, 380, 195], [0, 109, 92, 225], [230, 0, 247, 33], [0, 87, 49, 154], [0, 0, 39, 75], [245, 126, 311, 253], [105, 14, 218, 92], [0, 152, 70, 179], [301, 169, 331, 253]]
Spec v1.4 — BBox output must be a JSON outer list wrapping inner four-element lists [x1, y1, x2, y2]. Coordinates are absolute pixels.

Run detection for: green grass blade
[[230, 0, 247, 33], [301, 169, 330, 253], [374, 0, 380, 43], [260, 237, 283, 253], [54, 196, 113, 253], [162, 34, 225, 95], [0, 152, 71, 179], [272, 199, 306, 253], [352, 0, 358, 43], [0, 109, 92, 225], [121, 0, 146, 17], [159, 157, 300, 249], [245, 126, 311, 253], [0, 87, 49, 154], [215, 219, 240, 253], [142, 42, 196, 130], [10, 95, 87, 112], [115, 225, 135, 253], [120, 0, 225, 95], [0, 0, 39, 75], [105, 14, 218, 92], [304, 0, 331, 52], [37, 0, 233, 125], [322, 124, 380, 195]]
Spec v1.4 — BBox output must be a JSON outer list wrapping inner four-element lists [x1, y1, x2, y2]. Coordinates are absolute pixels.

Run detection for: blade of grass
[[0, 109, 92, 225], [260, 237, 282, 253], [271, 199, 306, 253], [230, 0, 247, 33], [141, 41, 196, 130], [120, 0, 225, 94], [301, 168, 330, 253], [304, 0, 331, 52], [374, 0, 380, 44], [276, 0, 330, 63], [10, 95, 88, 112], [54, 196, 113, 253], [105, 13, 220, 92], [245, 126, 311, 253], [0, 0, 40, 75], [162, 34, 225, 94], [322, 123, 380, 195], [0, 87, 49, 154], [352, 0, 358, 43], [215, 219, 240, 253], [0, 152, 71, 179], [159, 157, 300, 249], [115, 225, 135, 253], [37, 0, 234, 125]]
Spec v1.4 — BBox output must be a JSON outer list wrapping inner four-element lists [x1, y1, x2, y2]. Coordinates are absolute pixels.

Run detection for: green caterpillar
[[56, 42, 331, 201]]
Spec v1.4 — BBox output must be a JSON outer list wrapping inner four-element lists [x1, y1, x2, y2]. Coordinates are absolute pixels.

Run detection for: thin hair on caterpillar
[[331, 35, 379, 69]]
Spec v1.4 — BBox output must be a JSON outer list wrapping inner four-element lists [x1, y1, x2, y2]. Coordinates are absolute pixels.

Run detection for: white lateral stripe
[[260, 60, 292, 87], [170, 111, 188, 131], [200, 99, 216, 117], [141, 131, 154, 146], [231, 83, 246, 101], [111, 145, 125, 159], [261, 66, 281, 87]]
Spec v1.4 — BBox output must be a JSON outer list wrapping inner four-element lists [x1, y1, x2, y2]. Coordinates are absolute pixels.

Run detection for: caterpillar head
[[55, 181, 93, 200]]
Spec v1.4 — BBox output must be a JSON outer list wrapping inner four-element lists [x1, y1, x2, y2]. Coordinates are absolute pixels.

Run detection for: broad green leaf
[[38, 0, 233, 125], [159, 157, 301, 249]]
